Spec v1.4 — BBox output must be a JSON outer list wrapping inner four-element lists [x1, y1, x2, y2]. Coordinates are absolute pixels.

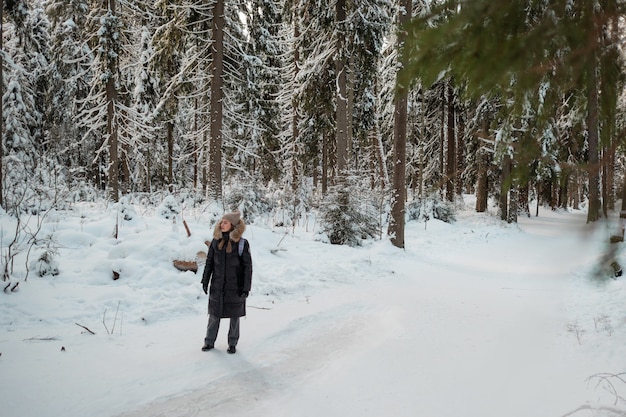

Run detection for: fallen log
[[173, 260, 198, 272], [173, 251, 207, 273]]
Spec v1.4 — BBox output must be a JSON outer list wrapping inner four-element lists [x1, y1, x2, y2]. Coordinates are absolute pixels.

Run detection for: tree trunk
[[372, 124, 388, 190], [107, 0, 119, 203], [586, 5, 601, 223], [572, 169, 580, 210], [621, 166, 626, 212], [202, 130, 208, 194], [145, 134, 151, 192], [0, 0, 3, 209], [418, 92, 426, 199], [508, 188, 518, 223], [603, 12, 619, 215], [335, 0, 348, 177], [475, 149, 488, 212], [439, 84, 445, 195], [348, 54, 354, 161], [586, 67, 600, 222], [322, 132, 329, 195], [167, 121, 173, 192], [291, 16, 300, 194], [476, 118, 491, 213], [603, 142, 615, 214], [193, 97, 199, 190], [500, 153, 511, 221], [209, 0, 225, 201], [456, 108, 464, 196], [559, 171, 569, 209], [519, 181, 530, 217], [536, 182, 541, 216], [121, 143, 130, 194], [445, 82, 455, 202], [550, 171, 558, 209], [388, 0, 411, 249], [389, 95, 407, 248]]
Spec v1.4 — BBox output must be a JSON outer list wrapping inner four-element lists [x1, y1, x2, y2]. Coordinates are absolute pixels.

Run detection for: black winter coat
[[201, 232, 252, 318]]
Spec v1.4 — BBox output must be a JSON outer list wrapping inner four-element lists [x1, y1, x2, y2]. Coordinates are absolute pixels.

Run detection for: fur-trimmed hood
[[213, 217, 246, 242]]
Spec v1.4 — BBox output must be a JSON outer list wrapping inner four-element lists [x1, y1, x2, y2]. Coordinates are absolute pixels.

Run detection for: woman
[[201, 210, 252, 354]]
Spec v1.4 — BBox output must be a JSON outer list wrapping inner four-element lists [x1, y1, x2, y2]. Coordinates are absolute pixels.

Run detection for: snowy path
[[114, 209, 622, 417]]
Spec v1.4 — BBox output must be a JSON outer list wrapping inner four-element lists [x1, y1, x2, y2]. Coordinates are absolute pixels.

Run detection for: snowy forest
[[5, 2, 626, 415], [1, 0, 625, 249]]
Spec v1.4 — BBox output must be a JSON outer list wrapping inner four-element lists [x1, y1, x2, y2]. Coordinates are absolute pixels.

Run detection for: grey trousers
[[204, 315, 240, 347]]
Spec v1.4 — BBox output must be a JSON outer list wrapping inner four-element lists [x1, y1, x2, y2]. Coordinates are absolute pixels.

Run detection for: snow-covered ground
[[2, 198, 626, 417]]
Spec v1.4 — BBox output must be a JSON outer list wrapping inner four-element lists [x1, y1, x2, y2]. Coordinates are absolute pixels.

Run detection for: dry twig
[[75, 323, 96, 335]]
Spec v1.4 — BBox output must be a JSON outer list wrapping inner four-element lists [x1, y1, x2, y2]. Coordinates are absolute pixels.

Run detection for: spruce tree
[[2, 1, 49, 211], [320, 175, 380, 246], [46, 0, 93, 182], [401, 0, 626, 222], [227, 0, 283, 183]]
